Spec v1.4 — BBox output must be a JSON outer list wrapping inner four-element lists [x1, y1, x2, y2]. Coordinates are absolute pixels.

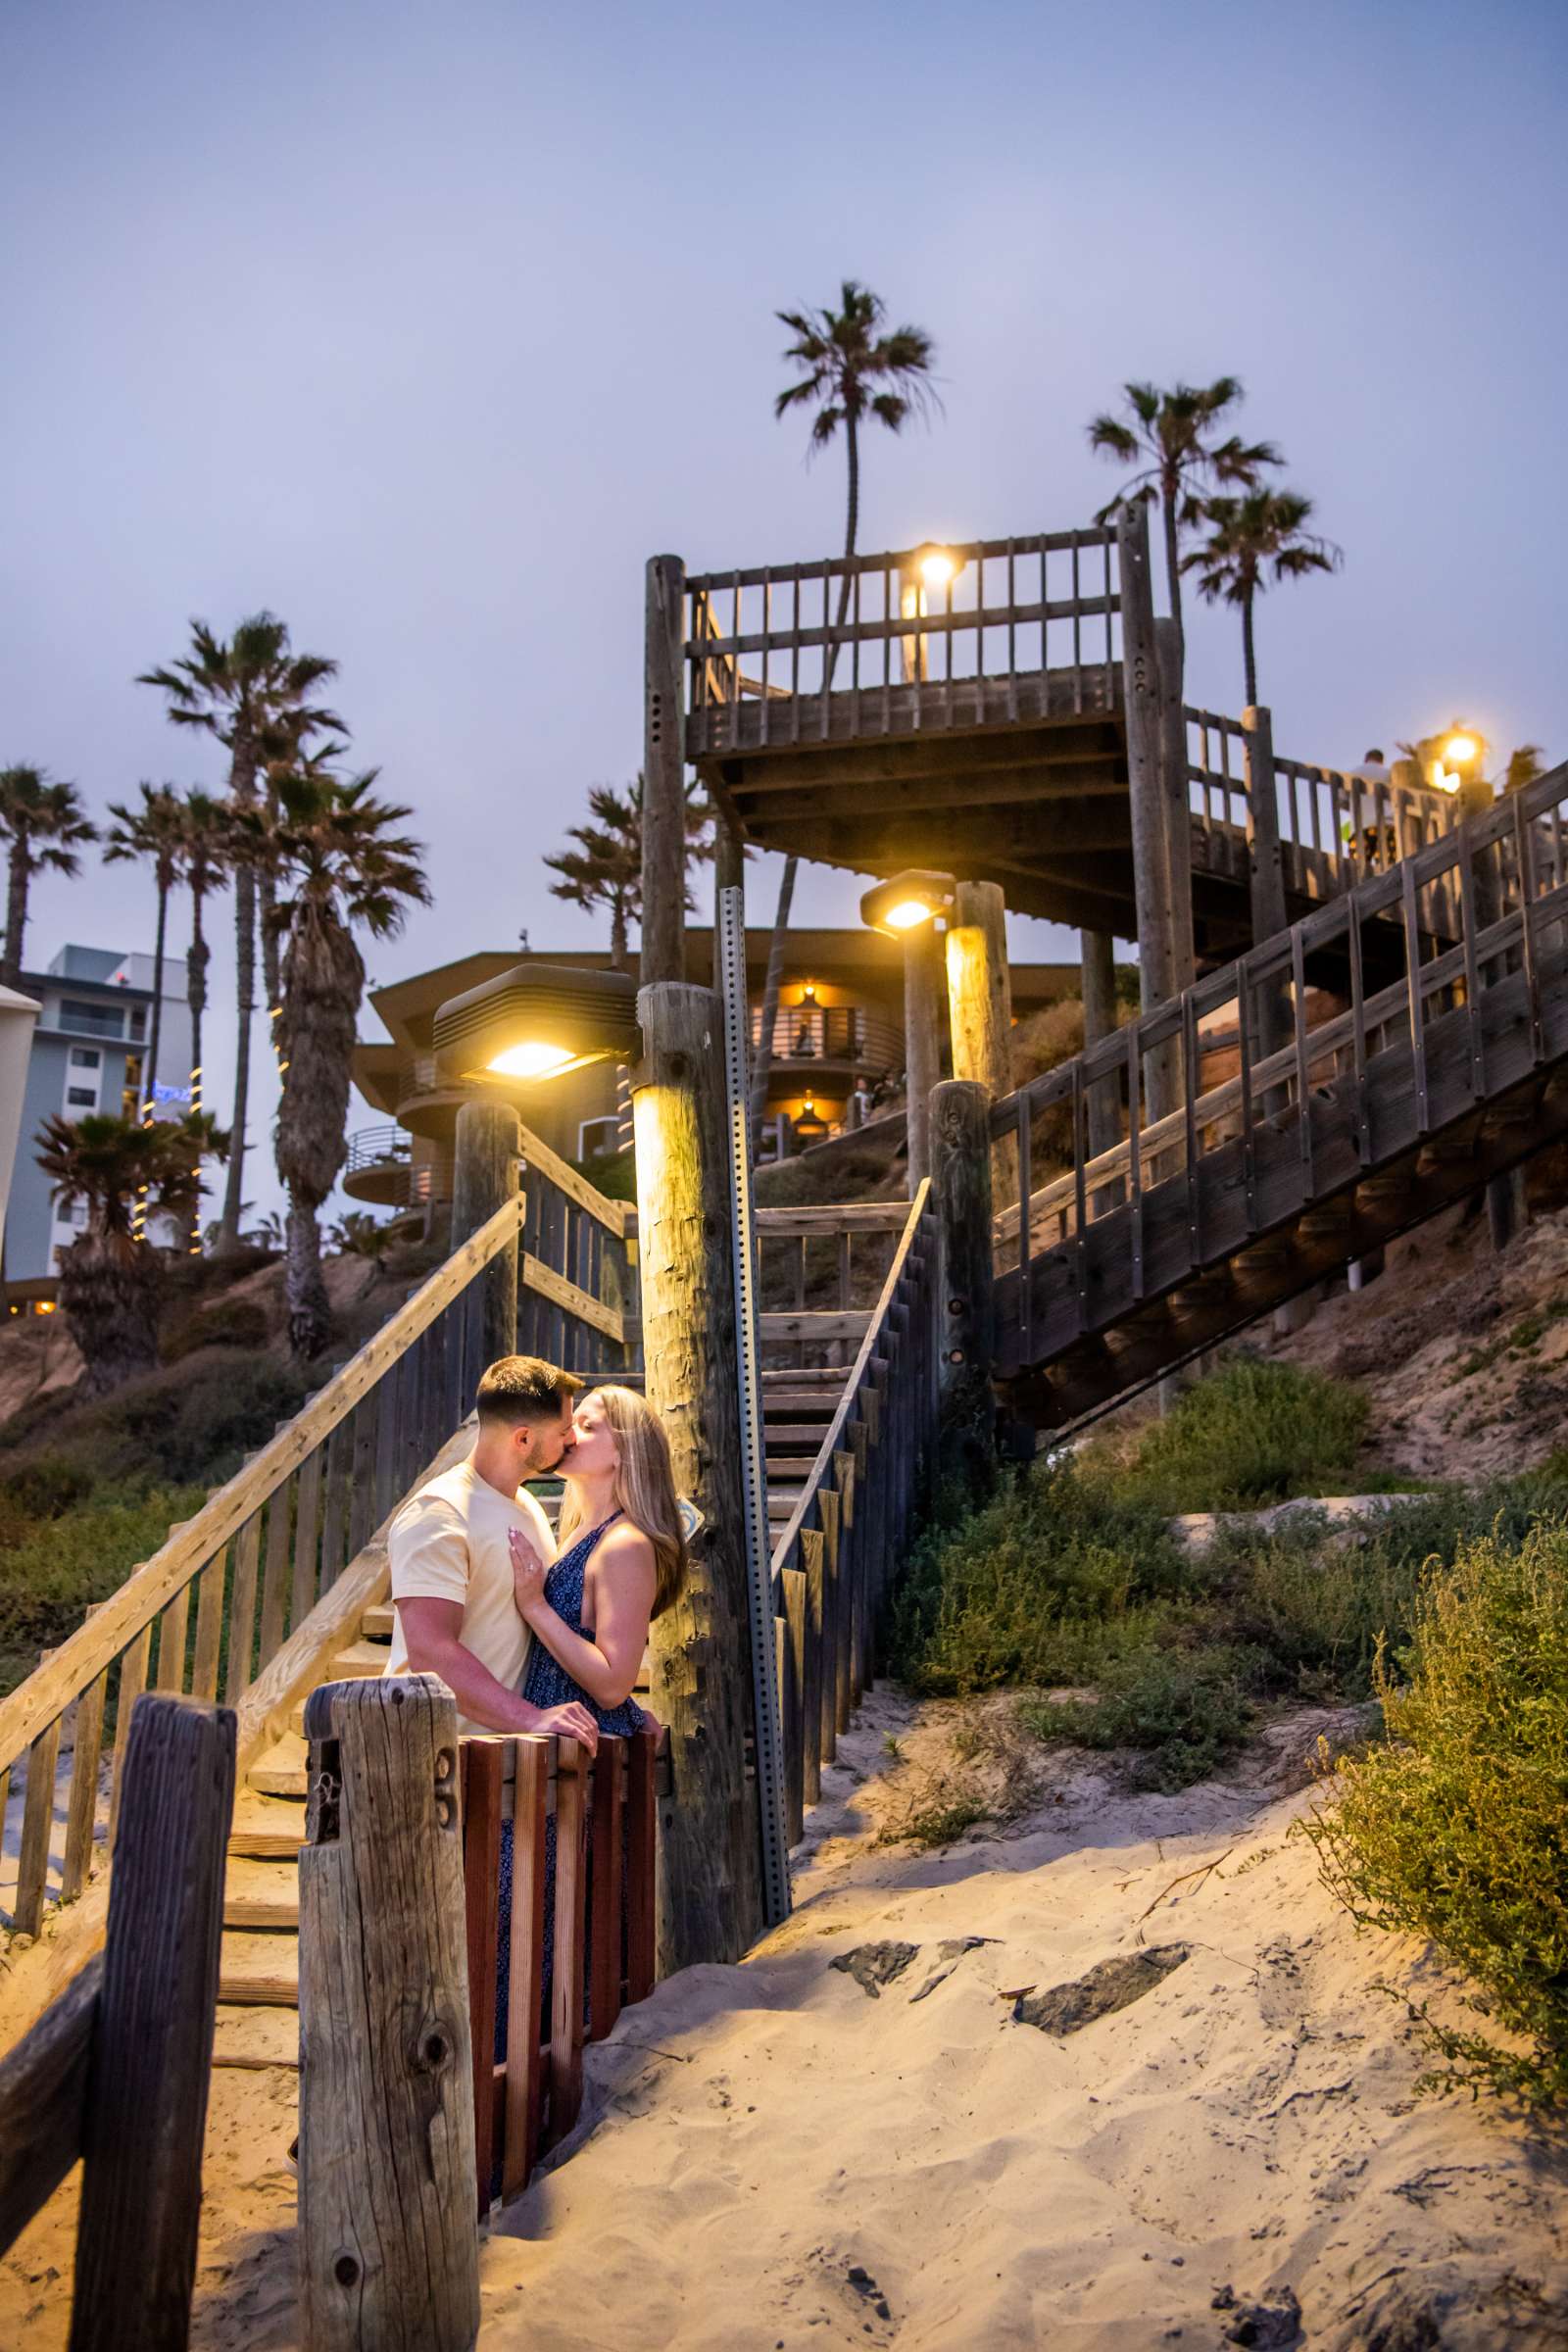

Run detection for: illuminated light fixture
[[800, 981, 817, 1004], [1444, 733, 1479, 766], [433, 962, 641, 1089], [859, 869, 956, 936]]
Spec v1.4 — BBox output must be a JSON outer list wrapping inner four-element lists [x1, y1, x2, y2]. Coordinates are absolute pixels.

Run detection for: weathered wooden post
[[930, 1079, 994, 1485], [1456, 770, 1528, 1250], [946, 878, 1017, 1211], [299, 1674, 478, 2352], [452, 1098, 520, 1369], [632, 981, 764, 1970], [643, 555, 688, 989], [1154, 617, 1196, 994], [903, 922, 943, 1195], [1116, 504, 1178, 1127], [69, 1692, 234, 2352]]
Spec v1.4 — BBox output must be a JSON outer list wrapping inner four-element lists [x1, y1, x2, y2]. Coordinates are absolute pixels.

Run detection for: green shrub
[[1107, 1359, 1370, 1512], [1300, 1525, 1568, 2107], [161, 1296, 271, 1362], [0, 1482, 210, 1694], [886, 1457, 1191, 1696], [0, 1349, 308, 1489], [0, 1455, 96, 1523], [1025, 1639, 1267, 1790]]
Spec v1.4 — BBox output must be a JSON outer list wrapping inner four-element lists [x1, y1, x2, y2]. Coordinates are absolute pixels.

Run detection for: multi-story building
[[5, 946, 194, 1282], [346, 928, 1075, 1231]]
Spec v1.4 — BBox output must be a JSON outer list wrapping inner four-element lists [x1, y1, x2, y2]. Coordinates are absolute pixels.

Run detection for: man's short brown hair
[[474, 1355, 584, 1429]]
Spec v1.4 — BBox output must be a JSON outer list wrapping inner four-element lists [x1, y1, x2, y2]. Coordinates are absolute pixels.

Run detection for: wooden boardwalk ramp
[[992, 761, 1568, 1429]]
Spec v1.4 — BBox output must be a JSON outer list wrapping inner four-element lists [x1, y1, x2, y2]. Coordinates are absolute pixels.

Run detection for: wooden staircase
[[210, 1372, 853, 2068], [992, 762, 1568, 1429]]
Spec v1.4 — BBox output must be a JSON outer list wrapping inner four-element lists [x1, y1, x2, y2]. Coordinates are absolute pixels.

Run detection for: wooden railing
[[989, 760, 1568, 1394], [755, 1200, 907, 1364], [1185, 706, 1460, 914], [0, 1133, 637, 1944], [686, 528, 1122, 757], [460, 1727, 659, 2211], [515, 1122, 639, 1378], [767, 1185, 941, 1841], [0, 1694, 232, 2350]]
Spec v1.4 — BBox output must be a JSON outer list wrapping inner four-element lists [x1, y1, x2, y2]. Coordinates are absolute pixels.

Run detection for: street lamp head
[[906, 543, 964, 596], [1443, 731, 1479, 767], [433, 962, 640, 1089], [859, 868, 956, 937]]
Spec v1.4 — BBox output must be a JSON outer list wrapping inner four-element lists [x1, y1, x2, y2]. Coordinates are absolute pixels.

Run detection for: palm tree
[[262, 768, 429, 1356], [102, 783, 187, 1103], [1183, 489, 1343, 709], [35, 1109, 228, 1396], [138, 615, 341, 1251], [0, 767, 98, 988], [172, 788, 231, 1108], [764, 281, 939, 1160], [1088, 379, 1281, 646], [546, 775, 715, 970]]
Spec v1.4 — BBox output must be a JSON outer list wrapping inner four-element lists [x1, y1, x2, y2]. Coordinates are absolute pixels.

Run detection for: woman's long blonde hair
[[558, 1384, 688, 1619]]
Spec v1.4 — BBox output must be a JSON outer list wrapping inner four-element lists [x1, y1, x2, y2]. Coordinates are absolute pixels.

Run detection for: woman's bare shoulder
[[593, 1520, 656, 1578]]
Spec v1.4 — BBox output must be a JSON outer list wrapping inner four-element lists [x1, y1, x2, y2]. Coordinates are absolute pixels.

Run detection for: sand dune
[[5, 1689, 1564, 2352]]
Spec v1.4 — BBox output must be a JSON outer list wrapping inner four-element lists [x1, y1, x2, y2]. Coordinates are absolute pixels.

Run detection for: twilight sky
[[3, 0, 1565, 1221]]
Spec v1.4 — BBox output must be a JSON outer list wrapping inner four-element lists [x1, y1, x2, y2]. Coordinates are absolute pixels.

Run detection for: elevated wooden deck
[[681, 525, 1457, 956], [990, 763, 1568, 1426]]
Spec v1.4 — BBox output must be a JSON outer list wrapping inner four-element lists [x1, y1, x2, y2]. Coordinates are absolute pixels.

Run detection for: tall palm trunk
[[258, 778, 281, 1023], [751, 413, 861, 1167], [4, 832, 29, 987], [187, 882, 210, 1104], [284, 1196, 331, 1360], [145, 871, 169, 1105], [1160, 483, 1184, 648], [747, 853, 796, 1164], [219, 736, 260, 1252], [611, 899, 629, 972], [57, 1236, 163, 1398], [1242, 587, 1259, 710]]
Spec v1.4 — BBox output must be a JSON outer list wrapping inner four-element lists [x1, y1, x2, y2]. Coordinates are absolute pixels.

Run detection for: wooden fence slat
[[589, 1744, 624, 2037], [109, 1628, 151, 1849], [547, 1745, 589, 2150], [780, 1568, 808, 1846], [800, 1528, 826, 1804], [504, 1740, 550, 2200], [70, 1692, 235, 2352], [461, 1742, 503, 2214], [223, 1511, 263, 1705], [153, 1581, 190, 1696], [625, 1731, 657, 2006], [257, 1485, 293, 1672], [348, 1390, 380, 1560], [290, 1450, 324, 1629], [318, 1415, 354, 1592], [60, 1668, 108, 1905], [815, 1494, 841, 1769], [15, 1717, 62, 1936], [0, 1953, 101, 2257], [189, 1549, 226, 1703]]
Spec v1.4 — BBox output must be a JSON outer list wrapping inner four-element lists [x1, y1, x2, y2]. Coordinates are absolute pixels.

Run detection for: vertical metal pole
[[718, 884, 791, 1928]]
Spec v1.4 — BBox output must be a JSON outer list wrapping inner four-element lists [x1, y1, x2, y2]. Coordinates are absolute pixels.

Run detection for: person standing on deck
[[383, 1353, 600, 1753]]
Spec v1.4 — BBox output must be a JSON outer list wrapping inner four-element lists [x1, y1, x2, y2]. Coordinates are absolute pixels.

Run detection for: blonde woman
[[508, 1382, 687, 1736]]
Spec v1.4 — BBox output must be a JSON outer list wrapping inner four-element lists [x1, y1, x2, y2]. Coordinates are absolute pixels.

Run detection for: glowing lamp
[[433, 963, 640, 1089], [859, 869, 956, 937], [1444, 733, 1479, 767]]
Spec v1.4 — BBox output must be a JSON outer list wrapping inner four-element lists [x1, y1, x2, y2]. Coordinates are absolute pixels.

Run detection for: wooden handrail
[[770, 1183, 931, 1575], [518, 1119, 632, 1237], [686, 525, 1115, 598], [0, 1195, 522, 1779]]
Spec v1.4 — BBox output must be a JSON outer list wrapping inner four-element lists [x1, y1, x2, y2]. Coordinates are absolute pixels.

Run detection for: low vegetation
[[0, 1348, 310, 1697], [890, 1357, 1568, 2108], [1300, 1525, 1568, 2110]]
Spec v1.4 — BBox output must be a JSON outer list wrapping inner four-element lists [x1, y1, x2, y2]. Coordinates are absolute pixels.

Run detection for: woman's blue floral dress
[[495, 1513, 646, 2058]]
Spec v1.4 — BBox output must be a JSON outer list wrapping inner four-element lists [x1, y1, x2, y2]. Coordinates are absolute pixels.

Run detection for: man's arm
[[396, 1597, 598, 1752]]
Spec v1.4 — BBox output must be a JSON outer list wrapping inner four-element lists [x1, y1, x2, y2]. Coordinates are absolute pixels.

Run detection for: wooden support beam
[[632, 982, 763, 1970], [1117, 504, 1178, 1134], [931, 1081, 995, 1483], [299, 1675, 478, 2352], [71, 1693, 235, 2352], [452, 1101, 521, 1375], [903, 923, 943, 1196], [1155, 617, 1196, 993], [643, 555, 688, 988], [948, 880, 1019, 1214]]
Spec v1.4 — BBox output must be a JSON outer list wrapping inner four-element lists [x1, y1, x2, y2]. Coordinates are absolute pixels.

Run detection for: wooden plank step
[[228, 1788, 308, 1859], [321, 1639, 392, 1679], [220, 1929, 300, 2009], [247, 1733, 309, 1801], [360, 1600, 396, 1641], [213, 2003, 300, 2071], [223, 1857, 300, 1932]]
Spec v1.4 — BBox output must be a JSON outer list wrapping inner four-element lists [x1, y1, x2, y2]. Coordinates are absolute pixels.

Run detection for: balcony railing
[[344, 1124, 411, 1176], [751, 1005, 901, 1070]]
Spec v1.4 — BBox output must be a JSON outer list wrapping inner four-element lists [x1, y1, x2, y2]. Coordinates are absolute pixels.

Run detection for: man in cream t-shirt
[[384, 1353, 599, 1752]]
